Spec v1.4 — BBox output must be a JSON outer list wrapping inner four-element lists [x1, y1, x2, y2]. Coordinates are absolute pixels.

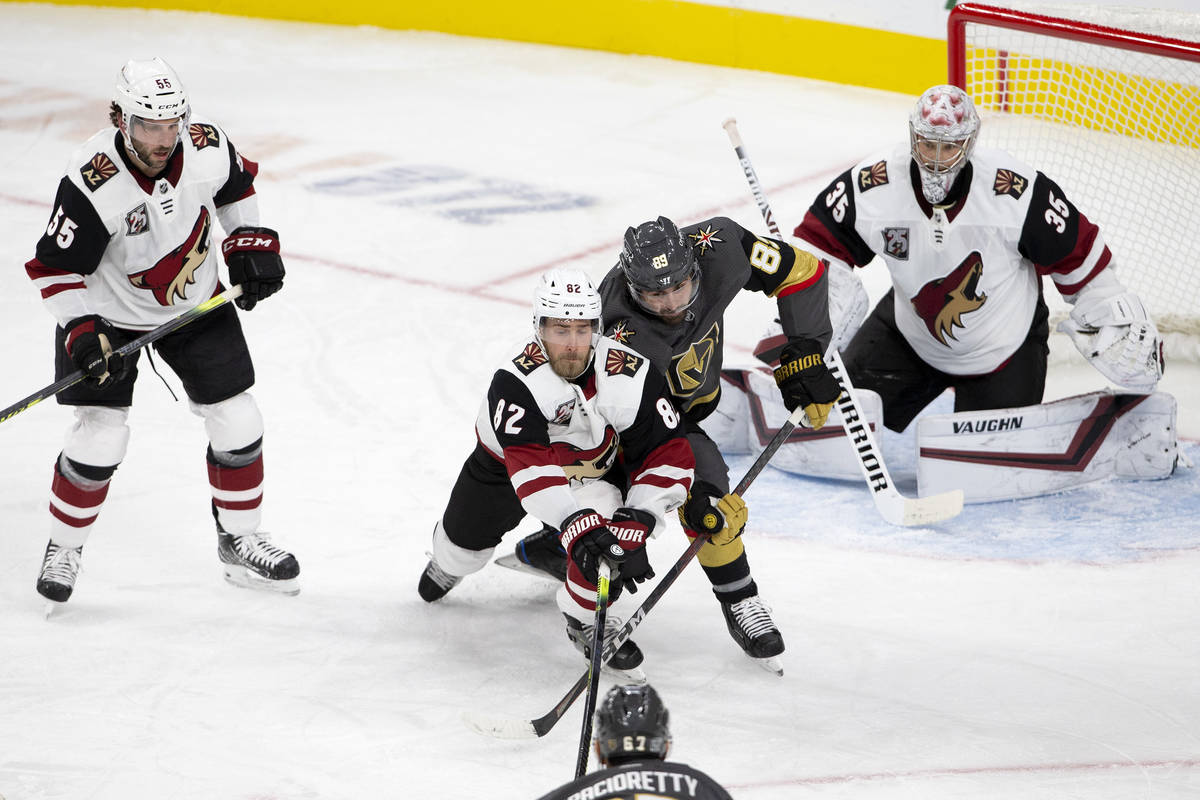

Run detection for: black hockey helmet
[[594, 683, 672, 765], [618, 216, 701, 317]]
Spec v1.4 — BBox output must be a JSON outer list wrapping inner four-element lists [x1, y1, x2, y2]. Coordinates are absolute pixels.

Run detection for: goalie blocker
[[917, 390, 1177, 504]]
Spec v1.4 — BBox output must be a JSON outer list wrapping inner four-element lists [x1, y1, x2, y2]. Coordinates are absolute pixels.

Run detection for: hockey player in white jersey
[[419, 270, 697, 675], [24, 58, 297, 604], [793, 84, 1164, 433]]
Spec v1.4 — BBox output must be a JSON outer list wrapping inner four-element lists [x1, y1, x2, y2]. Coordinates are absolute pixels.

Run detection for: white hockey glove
[[826, 260, 869, 354], [1057, 290, 1163, 393]]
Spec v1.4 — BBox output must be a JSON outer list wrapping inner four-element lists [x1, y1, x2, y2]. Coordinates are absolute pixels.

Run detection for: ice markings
[[309, 164, 595, 224]]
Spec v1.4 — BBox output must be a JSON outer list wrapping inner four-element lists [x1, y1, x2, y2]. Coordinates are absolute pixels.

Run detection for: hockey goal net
[[948, 2, 1200, 358]]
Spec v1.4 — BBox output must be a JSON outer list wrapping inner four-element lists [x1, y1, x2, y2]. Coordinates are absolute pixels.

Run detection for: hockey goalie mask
[[619, 216, 701, 324], [114, 57, 191, 174], [533, 269, 602, 379], [909, 85, 979, 204]]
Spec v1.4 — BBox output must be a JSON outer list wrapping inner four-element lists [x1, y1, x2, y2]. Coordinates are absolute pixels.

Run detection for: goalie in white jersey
[[794, 84, 1164, 433], [23, 58, 298, 604], [418, 270, 696, 676]]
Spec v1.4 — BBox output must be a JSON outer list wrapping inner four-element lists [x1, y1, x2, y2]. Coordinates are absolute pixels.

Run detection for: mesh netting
[[958, 5, 1200, 344]]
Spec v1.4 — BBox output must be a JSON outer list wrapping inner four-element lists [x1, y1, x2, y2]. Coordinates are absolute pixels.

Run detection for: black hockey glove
[[773, 338, 842, 429], [678, 479, 747, 547], [559, 508, 625, 588], [222, 226, 284, 311], [607, 507, 656, 598], [64, 315, 128, 389]]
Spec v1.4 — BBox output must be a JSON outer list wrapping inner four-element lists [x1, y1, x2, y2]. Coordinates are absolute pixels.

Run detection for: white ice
[[1, 5, 1197, 799]]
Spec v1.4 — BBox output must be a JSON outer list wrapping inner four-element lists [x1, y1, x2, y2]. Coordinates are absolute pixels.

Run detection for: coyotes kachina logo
[[189, 123, 221, 149], [80, 153, 118, 192], [127, 208, 211, 306], [605, 348, 643, 377], [911, 252, 987, 346], [858, 160, 889, 192], [512, 342, 547, 374], [559, 426, 620, 485], [994, 168, 1028, 199]]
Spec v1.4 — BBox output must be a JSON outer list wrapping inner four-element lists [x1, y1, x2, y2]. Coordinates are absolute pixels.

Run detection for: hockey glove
[[1058, 290, 1164, 392], [774, 338, 841, 429], [607, 507, 656, 597], [64, 315, 128, 389], [678, 479, 747, 547], [559, 508, 625, 588], [222, 226, 284, 311]]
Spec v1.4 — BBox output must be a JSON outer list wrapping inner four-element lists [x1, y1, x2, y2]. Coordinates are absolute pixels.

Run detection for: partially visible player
[[418, 269, 697, 676], [510, 216, 840, 672], [794, 83, 1163, 433], [533, 683, 734, 800], [24, 57, 296, 605]]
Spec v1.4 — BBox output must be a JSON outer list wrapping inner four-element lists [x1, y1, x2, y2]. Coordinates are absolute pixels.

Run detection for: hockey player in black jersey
[[533, 683, 733, 800], [24, 58, 295, 604], [511, 216, 841, 672]]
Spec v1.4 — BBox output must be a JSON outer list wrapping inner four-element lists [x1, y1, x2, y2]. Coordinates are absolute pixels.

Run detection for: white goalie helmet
[[909, 84, 980, 204]]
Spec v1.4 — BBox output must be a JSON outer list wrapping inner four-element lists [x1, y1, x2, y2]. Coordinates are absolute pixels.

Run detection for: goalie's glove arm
[[1060, 272, 1163, 392]]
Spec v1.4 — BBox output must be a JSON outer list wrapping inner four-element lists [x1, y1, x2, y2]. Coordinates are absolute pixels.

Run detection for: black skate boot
[[512, 525, 567, 581], [564, 614, 645, 682], [37, 541, 83, 603], [418, 556, 461, 602], [218, 530, 300, 595], [719, 593, 785, 674]]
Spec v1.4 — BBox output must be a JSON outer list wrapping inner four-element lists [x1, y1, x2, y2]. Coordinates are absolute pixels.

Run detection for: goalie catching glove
[[559, 507, 655, 599], [1058, 289, 1163, 393], [222, 226, 285, 311], [64, 315, 129, 388], [773, 338, 842, 429], [678, 480, 747, 547]]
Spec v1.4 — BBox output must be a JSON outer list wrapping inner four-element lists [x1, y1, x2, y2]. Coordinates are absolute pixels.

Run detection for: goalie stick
[[720, 117, 963, 527], [1, 285, 244, 426], [462, 402, 809, 741]]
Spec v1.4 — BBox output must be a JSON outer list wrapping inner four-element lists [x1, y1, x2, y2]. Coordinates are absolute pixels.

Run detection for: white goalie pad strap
[[917, 391, 1177, 503], [705, 367, 884, 481]]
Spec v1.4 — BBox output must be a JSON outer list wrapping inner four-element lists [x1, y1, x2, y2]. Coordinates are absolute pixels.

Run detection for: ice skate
[[720, 593, 785, 676], [492, 525, 566, 582], [565, 614, 646, 683], [37, 541, 83, 607], [418, 555, 461, 602], [218, 531, 300, 595]]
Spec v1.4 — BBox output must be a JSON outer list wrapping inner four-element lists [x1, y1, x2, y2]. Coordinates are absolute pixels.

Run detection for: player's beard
[[549, 349, 590, 379], [129, 138, 175, 175]]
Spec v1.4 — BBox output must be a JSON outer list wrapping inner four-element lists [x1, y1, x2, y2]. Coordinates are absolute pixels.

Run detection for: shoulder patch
[[512, 342, 547, 375], [993, 168, 1028, 199], [857, 160, 889, 192], [609, 320, 636, 345], [189, 123, 221, 150], [605, 348, 643, 377], [80, 153, 119, 192], [688, 224, 724, 255]]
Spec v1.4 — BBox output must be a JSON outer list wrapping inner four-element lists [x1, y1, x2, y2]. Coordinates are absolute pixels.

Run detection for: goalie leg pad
[[917, 391, 1177, 503]]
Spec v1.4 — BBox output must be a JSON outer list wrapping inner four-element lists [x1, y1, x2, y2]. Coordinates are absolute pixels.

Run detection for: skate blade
[[43, 600, 64, 619], [753, 656, 784, 677], [222, 565, 300, 596], [600, 663, 646, 684], [492, 553, 561, 582]]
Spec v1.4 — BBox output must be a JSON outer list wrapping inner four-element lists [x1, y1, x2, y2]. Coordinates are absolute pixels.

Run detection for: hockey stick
[[574, 561, 611, 779], [462, 402, 809, 741], [1, 285, 244, 426], [720, 117, 963, 527]]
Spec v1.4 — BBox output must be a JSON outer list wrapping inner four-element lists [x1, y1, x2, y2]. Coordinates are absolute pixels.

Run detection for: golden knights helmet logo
[[127, 207, 211, 306], [911, 252, 987, 346]]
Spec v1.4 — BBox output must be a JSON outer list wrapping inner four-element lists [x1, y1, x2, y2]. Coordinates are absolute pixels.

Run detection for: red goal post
[[948, 3, 1200, 356]]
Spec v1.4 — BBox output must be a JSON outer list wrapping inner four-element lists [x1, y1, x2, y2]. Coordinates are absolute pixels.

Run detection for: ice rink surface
[[0, 4, 1197, 798]]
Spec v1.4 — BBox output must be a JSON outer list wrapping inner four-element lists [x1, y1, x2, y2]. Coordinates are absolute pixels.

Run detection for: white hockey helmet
[[532, 268, 602, 357], [114, 57, 190, 129], [909, 84, 979, 203]]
